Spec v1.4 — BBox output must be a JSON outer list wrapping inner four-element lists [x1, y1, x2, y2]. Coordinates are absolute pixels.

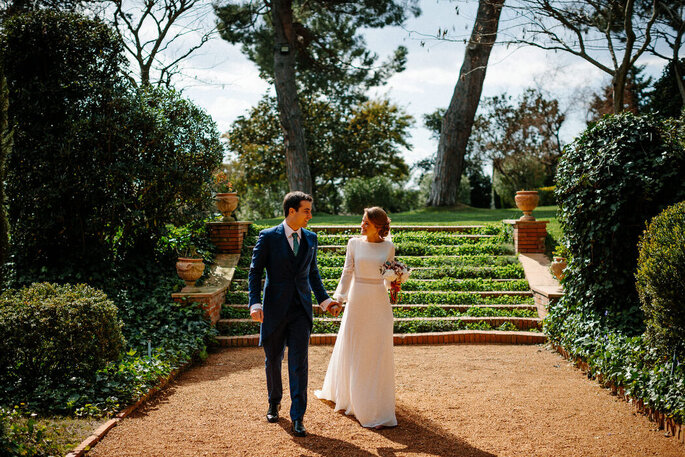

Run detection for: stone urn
[[514, 190, 540, 221], [550, 256, 568, 281], [176, 257, 205, 288], [215, 192, 239, 222]]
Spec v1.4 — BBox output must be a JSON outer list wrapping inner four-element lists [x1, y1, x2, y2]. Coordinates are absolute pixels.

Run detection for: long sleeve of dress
[[333, 238, 355, 303], [384, 241, 396, 290]]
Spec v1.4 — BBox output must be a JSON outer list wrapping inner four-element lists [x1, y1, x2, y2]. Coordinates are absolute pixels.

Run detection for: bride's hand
[[328, 302, 342, 317]]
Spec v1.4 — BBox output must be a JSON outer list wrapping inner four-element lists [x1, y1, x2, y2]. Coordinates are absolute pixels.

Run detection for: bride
[[314, 206, 397, 429]]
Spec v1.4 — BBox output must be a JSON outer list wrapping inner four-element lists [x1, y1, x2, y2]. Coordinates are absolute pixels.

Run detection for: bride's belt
[[354, 277, 384, 285]]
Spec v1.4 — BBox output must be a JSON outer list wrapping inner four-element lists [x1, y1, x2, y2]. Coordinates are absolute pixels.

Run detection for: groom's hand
[[250, 308, 264, 323], [328, 301, 342, 317]]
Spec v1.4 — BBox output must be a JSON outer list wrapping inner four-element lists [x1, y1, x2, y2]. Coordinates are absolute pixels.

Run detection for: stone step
[[229, 278, 524, 288], [245, 244, 505, 252], [224, 290, 534, 303], [218, 315, 542, 331], [215, 330, 547, 347], [315, 234, 497, 242], [307, 225, 487, 234], [225, 303, 538, 312]]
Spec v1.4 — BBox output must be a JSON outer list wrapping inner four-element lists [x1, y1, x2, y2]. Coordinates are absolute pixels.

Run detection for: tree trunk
[[672, 24, 685, 104], [428, 0, 505, 207], [612, 70, 627, 113], [0, 75, 12, 267], [271, 0, 313, 194]]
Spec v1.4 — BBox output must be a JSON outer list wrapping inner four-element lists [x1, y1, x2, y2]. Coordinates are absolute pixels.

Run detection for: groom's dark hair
[[283, 191, 313, 217]]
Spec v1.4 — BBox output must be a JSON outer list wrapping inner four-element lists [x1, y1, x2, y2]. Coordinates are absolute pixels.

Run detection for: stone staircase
[[215, 224, 547, 346]]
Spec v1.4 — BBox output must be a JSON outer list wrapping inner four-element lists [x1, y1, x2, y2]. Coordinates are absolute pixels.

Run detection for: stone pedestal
[[171, 253, 240, 326], [504, 219, 548, 254], [207, 221, 252, 254], [172, 288, 225, 325]]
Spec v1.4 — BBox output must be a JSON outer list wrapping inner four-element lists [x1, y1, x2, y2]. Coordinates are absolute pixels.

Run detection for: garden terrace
[[218, 224, 546, 346]]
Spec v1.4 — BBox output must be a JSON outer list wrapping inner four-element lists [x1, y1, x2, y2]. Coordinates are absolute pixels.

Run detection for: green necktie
[[292, 232, 299, 256]]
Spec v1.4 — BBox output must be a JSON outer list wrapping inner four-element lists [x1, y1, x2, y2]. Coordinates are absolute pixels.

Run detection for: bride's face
[[360, 214, 379, 237]]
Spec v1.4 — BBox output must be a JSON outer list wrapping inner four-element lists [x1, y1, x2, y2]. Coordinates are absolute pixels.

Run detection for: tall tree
[[226, 94, 412, 216], [474, 89, 565, 183], [215, 0, 418, 194], [106, 0, 216, 87], [647, 57, 685, 117], [0, 0, 85, 19], [647, 0, 685, 103], [586, 66, 653, 121], [0, 76, 10, 270], [511, 0, 659, 114], [428, 0, 505, 207]]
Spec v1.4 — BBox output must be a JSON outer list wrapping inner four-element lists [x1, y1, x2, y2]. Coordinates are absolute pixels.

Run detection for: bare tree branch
[[105, 0, 216, 86]]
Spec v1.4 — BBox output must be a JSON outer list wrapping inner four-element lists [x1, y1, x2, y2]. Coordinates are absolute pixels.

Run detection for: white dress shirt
[[250, 221, 332, 313]]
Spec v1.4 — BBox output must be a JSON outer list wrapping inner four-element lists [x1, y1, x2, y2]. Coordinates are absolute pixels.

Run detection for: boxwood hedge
[[0, 283, 124, 403], [636, 201, 685, 359]]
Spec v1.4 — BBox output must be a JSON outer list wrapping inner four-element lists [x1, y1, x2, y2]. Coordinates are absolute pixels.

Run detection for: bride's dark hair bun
[[364, 206, 391, 239]]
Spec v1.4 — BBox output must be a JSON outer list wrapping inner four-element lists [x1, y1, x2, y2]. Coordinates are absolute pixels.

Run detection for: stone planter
[[215, 192, 239, 222], [550, 256, 567, 280], [514, 190, 540, 221], [176, 257, 205, 288]]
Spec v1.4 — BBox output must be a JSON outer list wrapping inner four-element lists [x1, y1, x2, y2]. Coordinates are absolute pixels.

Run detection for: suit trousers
[[262, 299, 311, 421]]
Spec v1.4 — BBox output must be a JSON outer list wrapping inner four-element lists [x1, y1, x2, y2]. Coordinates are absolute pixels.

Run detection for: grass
[[254, 205, 559, 226]]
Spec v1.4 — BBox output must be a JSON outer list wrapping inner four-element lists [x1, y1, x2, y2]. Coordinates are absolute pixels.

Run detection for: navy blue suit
[[248, 223, 329, 421]]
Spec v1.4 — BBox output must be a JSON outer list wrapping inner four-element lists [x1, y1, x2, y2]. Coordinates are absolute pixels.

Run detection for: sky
[[166, 0, 671, 167]]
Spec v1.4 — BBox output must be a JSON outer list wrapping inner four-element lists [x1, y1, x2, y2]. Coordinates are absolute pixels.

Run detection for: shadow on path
[[282, 402, 496, 457]]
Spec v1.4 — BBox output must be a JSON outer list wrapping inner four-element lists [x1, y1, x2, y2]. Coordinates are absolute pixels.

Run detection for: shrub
[[343, 176, 419, 214], [636, 201, 685, 358], [553, 112, 685, 332], [537, 186, 556, 206], [493, 156, 547, 207], [0, 283, 124, 399], [0, 10, 223, 286]]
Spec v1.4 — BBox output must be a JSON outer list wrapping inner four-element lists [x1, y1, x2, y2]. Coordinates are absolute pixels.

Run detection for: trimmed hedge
[[554, 112, 685, 331], [547, 113, 685, 424], [636, 201, 685, 359], [0, 283, 124, 399]]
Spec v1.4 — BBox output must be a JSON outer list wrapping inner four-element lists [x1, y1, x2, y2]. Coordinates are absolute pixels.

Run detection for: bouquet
[[380, 260, 411, 304]]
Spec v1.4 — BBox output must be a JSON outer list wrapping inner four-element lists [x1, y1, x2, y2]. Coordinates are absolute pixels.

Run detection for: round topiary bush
[[553, 112, 685, 333], [636, 201, 685, 358], [0, 283, 125, 397]]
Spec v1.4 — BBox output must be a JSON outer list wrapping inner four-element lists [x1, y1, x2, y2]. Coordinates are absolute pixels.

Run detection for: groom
[[248, 191, 341, 437]]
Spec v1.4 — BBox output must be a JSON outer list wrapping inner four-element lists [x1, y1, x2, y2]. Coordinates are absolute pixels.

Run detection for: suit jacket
[[248, 223, 329, 343]]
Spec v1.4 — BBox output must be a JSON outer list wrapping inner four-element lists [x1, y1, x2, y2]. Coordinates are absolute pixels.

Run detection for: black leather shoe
[[292, 419, 306, 437], [266, 403, 280, 423]]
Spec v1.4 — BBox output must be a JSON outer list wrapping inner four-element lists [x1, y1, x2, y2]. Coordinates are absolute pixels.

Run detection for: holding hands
[[328, 301, 342, 317]]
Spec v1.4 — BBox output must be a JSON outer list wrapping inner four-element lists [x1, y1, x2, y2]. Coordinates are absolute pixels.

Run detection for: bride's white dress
[[314, 236, 397, 428]]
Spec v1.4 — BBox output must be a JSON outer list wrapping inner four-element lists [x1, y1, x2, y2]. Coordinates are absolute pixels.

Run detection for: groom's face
[[290, 200, 313, 228]]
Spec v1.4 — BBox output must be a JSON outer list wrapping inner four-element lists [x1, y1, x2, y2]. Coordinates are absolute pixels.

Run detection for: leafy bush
[[493, 156, 547, 207], [417, 172, 470, 206], [0, 10, 223, 287], [343, 176, 419, 214], [554, 112, 685, 332], [536, 186, 556, 206], [0, 283, 124, 402], [546, 113, 685, 425], [636, 201, 685, 359], [544, 303, 685, 422]]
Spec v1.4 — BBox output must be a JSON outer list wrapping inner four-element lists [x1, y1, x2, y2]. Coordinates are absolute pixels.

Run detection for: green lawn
[[255, 205, 559, 227], [255, 205, 563, 256]]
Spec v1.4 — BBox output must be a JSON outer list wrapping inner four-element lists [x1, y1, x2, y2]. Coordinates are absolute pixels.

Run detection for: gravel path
[[89, 344, 684, 457]]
